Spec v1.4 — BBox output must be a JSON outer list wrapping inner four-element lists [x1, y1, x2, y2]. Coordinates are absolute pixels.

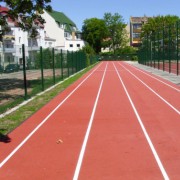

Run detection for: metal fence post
[[22, 44, 27, 99], [168, 25, 171, 73], [75, 52, 78, 72], [176, 21, 179, 75], [61, 49, 63, 79], [52, 47, 55, 84], [71, 51, 74, 74], [150, 33, 152, 67], [153, 31, 156, 68], [162, 26, 165, 71], [157, 29, 160, 69], [40, 46, 44, 91], [67, 50, 69, 77]]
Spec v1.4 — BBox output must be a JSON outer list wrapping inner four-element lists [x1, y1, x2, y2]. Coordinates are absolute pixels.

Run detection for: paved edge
[[125, 61, 180, 86]]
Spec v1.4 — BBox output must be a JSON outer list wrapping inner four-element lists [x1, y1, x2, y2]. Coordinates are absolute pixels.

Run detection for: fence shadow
[[0, 78, 24, 91], [0, 132, 11, 143]]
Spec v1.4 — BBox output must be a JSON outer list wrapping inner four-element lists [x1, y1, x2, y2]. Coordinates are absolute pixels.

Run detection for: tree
[[141, 15, 180, 37], [35, 48, 52, 69], [80, 44, 95, 66], [82, 18, 108, 53], [103, 12, 127, 54], [0, 0, 52, 37], [140, 15, 180, 61]]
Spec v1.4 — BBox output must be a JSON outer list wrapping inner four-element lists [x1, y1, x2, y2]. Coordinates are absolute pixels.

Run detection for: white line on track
[[113, 62, 169, 180], [0, 63, 102, 169], [124, 62, 180, 92], [73, 62, 108, 180], [119, 63, 180, 115]]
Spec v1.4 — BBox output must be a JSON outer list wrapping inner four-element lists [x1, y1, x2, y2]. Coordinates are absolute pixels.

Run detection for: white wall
[[38, 28, 45, 47], [13, 27, 27, 62], [65, 40, 85, 51], [41, 10, 64, 48], [44, 40, 56, 48]]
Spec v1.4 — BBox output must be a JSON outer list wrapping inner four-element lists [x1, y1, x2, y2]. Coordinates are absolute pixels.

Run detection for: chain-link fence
[[99, 54, 138, 61], [138, 20, 180, 75], [0, 45, 98, 114]]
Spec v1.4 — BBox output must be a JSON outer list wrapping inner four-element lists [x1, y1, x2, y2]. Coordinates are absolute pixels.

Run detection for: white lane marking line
[[73, 63, 108, 180], [124, 62, 180, 92], [119, 63, 180, 115], [0, 63, 103, 169], [113, 62, 169, 180]]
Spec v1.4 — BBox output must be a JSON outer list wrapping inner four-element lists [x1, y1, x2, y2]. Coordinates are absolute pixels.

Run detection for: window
[[19, 48, 21, 54], [133, 24, 142, 29], [19, 37, 21, 43], [69, 44, 73, 47], [76, 33, 81, 39], [64, 32, 70, 38], [77, 44, 80, 47], [133, 33, 140, 38], [49, 42, 52, 47]]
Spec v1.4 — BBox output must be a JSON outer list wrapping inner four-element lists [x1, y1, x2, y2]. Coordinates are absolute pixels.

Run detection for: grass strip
[[0, 64, 98, 135]]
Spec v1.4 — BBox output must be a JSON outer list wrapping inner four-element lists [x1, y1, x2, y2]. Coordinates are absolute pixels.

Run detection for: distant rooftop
[[130, 16, 149, 23], [47, 10, 76, 27]]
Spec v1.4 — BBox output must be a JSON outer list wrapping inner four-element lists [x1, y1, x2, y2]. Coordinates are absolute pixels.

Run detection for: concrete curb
[[125, 61, 180, 86]]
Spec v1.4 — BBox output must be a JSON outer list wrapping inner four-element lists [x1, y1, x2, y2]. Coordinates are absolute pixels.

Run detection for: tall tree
[[103, 12, 127, 54], [141, 15, 180, 37], [0, 0, 52, 37], [141, 15, 180, 49], [82, 18, 108, 53]]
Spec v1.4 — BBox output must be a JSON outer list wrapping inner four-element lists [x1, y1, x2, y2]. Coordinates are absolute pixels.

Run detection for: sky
[[50, 0, 180, 30]]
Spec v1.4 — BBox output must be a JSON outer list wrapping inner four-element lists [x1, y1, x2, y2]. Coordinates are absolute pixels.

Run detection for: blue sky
[[51, 0, 180, 30]]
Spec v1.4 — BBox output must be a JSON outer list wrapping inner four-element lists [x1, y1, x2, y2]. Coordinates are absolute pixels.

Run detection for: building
[[0, 6, 46, 67], [130, 16, 148, 47], [0, 7, 84, 68], [41, 10, 85, 51]]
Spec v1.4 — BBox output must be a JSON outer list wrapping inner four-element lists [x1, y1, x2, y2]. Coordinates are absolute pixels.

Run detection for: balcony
[[28, 46, 40, 51], [133, 29, 142, 33], [3, 31, 15, 40], [0, 43, 16, 53]]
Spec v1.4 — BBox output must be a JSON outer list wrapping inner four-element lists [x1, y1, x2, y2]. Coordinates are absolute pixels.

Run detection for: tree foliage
[[103, 12, 127, 54], [82, 18, 108, 53], [82, 13, 128, 54], [35, 48, 53, 69], [0, 0, 52, 37], [141, 15, 180, 37]]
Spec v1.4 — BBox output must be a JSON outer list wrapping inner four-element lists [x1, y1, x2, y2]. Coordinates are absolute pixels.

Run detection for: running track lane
[[0, 61, 179, 179], [0, 62, 105, 179], [116, 61, 180, 179], [77, 62, 164, 179], [121, 62, 180, 109]]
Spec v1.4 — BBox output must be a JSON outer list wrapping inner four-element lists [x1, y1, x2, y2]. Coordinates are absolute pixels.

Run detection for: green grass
[[0, 64, 98, 135]]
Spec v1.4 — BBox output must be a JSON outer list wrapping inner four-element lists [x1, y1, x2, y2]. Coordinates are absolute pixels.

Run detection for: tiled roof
[[0, 6, 43, 27], [0, 6, 15, 24], [130, 16, 149, 23], [0, 6, 9, 13], [47, 10, 76, 27]]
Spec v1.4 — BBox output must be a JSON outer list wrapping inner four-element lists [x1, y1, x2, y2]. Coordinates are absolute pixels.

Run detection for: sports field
[[0, 61, 179, 179]]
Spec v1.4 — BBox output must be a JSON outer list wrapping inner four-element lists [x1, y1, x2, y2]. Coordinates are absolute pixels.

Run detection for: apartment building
[[0, 6, 48, 67], [130, 16, 148, 47], [41, 10, 85, 51], [0, 6, 84, 68]]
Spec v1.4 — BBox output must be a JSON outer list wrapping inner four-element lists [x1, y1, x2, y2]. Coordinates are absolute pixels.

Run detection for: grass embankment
[[0, 64, 97, 135]]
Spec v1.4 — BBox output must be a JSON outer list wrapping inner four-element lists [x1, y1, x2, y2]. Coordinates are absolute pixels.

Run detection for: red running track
[[0, 61, 179, 180]]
